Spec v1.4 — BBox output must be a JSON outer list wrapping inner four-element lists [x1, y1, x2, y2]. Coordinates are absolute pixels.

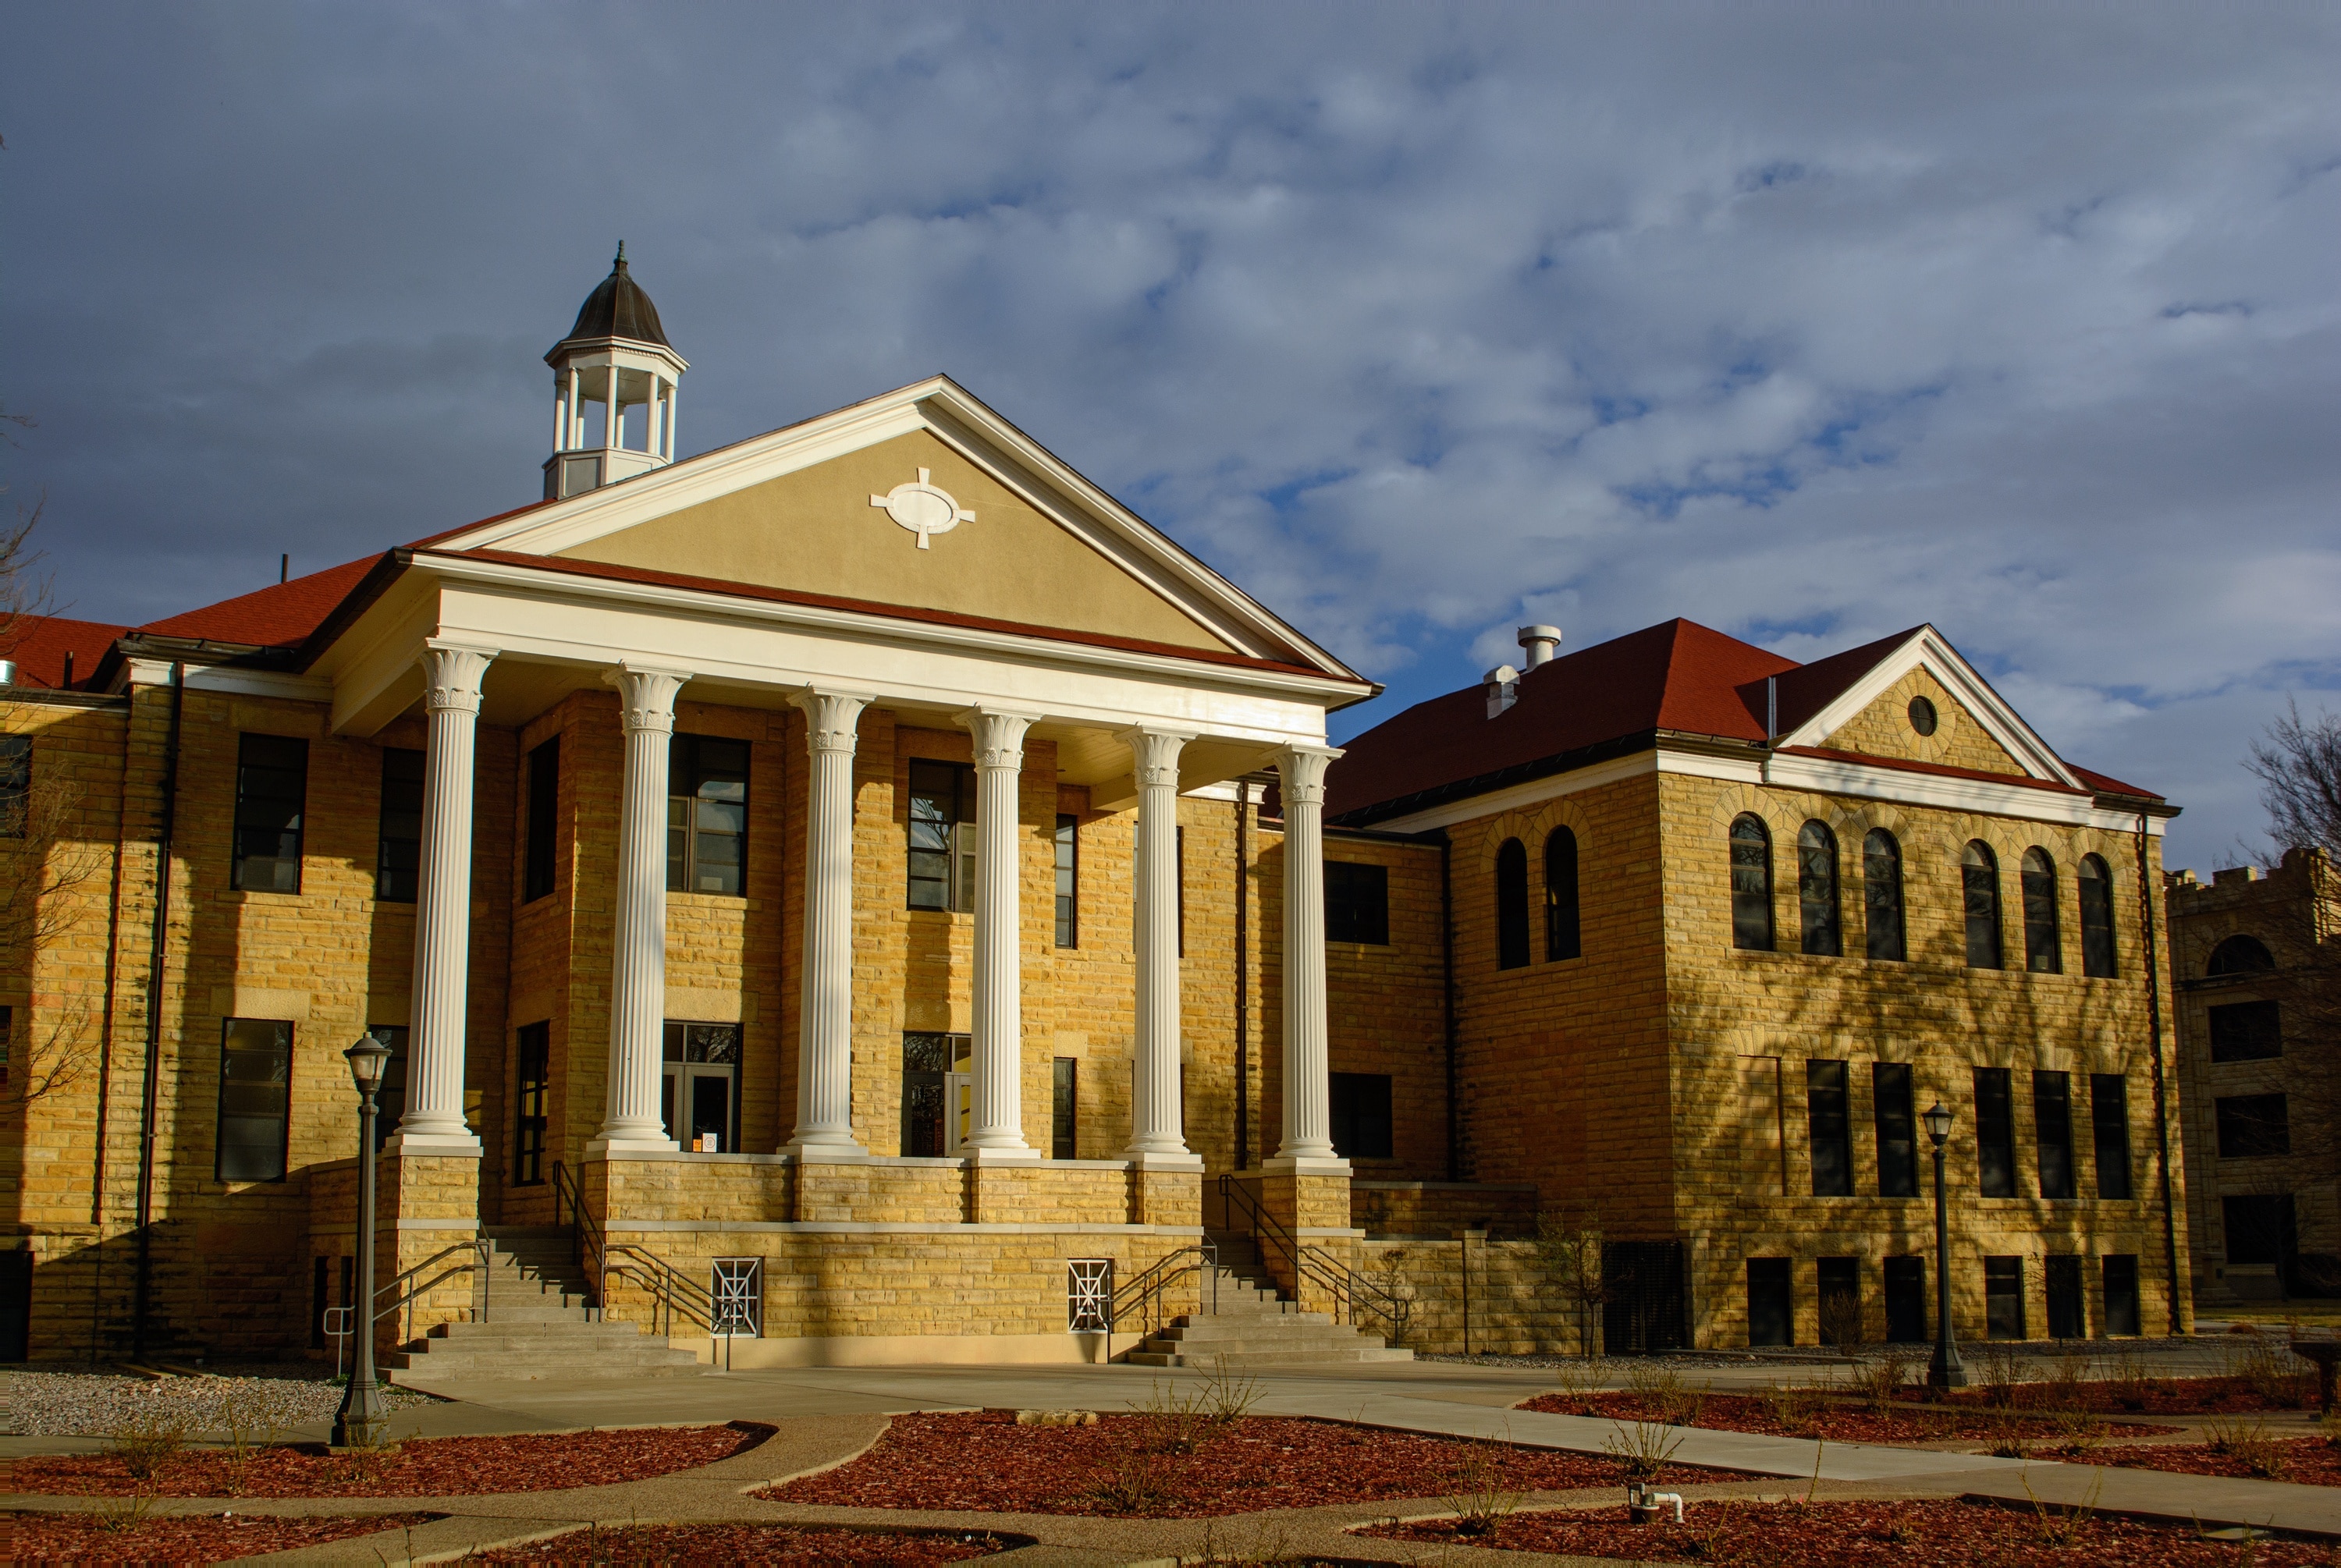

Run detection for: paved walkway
[[9, 1352, 2339, 1562]]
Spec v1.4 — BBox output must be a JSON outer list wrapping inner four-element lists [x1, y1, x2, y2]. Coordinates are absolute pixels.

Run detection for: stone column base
[[375, 1151, 482, 1360]]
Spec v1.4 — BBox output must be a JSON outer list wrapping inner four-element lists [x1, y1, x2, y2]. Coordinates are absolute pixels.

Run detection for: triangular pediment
[[432, 377, 1341, 671], [1779, 626, 2081, 788]]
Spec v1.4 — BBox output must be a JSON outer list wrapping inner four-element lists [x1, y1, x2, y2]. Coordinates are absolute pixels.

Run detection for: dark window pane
[[2208, 935, 2275, 976], [233, 734, 307, 893], [375, 748, 424, 903], [908, 761, 968, 911], [1731, 815, 1773, 951], [0, 736, 29, 838], [2224, 1194, 2297, 1267], [1329, 1072, 1394, 1159], [1051, 1056, 1077, 1159], [1884, 1257, 1927, 1343], [670, 734, 748, 896], [2102, 1256, 2140, 1335], [1326, 860, 1390, 945], [1806, 1059, 1853, 1197], [514, 1022, 549, 1186], [2091, 1074, 2133, 1200], [1974, 1066, 2016, 1197], [1984, 1256, 2026, 1339], [216, 1018, 292, 1181], [1963, 841, 2001, 969], [2021, 848, 2062, 973], [2079, 854, 2116, 977], [1544, 827, 1580, 961], [1495, 839, 1529, 969], [1747, 1258, 1792, 1347], [1874, 1062, 1919, 1197], [2216, 1094, 2291, 1158], [1799, 821, 1841, 956], [2209, 1000, 2283, 1062], [524, 736, 559, 903], [2045, 1255, 2086, 1339], [2034, 1070, 2076, 1199], [1863, 829, 1905, 961], [1054, 814, 1078, 949]]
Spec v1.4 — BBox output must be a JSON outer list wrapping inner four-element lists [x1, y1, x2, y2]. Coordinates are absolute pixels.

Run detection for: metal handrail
[[1215, 1174, 1402, 1333], [1111, 1243, 1217, 1339], [605, 1243, 716, 1338], [368, 1237, 492, 1349], [549, 1160, 606, 1307]]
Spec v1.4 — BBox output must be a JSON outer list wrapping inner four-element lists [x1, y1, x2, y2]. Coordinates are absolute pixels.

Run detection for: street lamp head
[[1922, 1100, 1953, 1148], [345, 1035, 392, 1094]]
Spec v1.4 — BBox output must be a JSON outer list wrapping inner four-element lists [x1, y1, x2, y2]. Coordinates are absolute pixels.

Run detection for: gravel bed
[[2, 1367, 439, 1439]]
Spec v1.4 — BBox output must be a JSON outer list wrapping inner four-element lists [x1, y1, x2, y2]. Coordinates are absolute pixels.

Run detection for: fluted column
[[961, 708, 1041, 1159], [1271, 743, 1346, 1169], [389, 643, 496, 1152], [1121, 726, 1201, 1163], [788, 689, 872, 1155], [589, 663, 691, 1154]]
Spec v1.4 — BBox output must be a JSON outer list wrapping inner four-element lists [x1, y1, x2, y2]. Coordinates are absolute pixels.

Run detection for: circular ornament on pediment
[[869, 467, 975, 550]]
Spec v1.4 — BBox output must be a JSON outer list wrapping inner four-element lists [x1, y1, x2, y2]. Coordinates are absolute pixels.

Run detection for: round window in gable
[[1908, 696, 1939, 736]]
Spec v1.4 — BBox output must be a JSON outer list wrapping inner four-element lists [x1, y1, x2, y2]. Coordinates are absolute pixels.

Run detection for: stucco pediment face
[[1819, 665, 2032, 778], [552, 428, 1234, 655]]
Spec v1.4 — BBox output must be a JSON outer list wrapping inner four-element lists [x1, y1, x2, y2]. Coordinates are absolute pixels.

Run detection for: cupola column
[[1270, 743, 1346, 1168], [589, 664, 691, 1155], [789, 689, 872, 1156], [961, 708, 1041, 1159], [1123, 726, 1202, 1164]]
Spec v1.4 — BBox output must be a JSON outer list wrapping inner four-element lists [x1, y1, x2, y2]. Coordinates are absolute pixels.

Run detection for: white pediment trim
[[1776, 625, 2083, 791], [426, 375, 1357, 682]]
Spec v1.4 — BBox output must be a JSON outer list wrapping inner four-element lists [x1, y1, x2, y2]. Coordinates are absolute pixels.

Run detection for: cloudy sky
[[6, 4, 2337, 869]]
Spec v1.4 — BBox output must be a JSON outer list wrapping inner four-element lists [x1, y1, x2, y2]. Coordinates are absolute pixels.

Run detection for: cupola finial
[[614, 239, 627, 268]]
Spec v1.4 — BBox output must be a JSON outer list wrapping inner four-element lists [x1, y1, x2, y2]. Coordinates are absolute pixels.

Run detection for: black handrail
[[549, 1160, 605, 1308], [550, 1162, 712, 1339], [1216, 1174, 1402, 1335], [1111, 1243, 1217, 1339], [369, 1238, 491, 1349]]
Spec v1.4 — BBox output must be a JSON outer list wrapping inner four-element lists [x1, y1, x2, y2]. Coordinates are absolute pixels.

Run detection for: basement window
[[216, 1018, 293, 1183], [1984, 1257, 2026, 1339], [668, 735, 748, 896], [232, 734, 307, 893]]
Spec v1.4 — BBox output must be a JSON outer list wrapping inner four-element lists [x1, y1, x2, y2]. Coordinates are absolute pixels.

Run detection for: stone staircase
[[384, 1227, 705, 1385], [1124, 1230, 1412, 1368]]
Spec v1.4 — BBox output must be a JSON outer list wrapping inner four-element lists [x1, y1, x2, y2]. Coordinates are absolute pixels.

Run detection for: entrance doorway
[[901, 1032, 973, 1155], [662, 1022, 739, 1151]]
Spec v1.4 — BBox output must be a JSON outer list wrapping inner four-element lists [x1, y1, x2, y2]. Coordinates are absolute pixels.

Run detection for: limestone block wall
[[1355, 1238, 1575, 1355], [1321, 830, 1448, 1180], [1353, 1180, 1539, 1239]]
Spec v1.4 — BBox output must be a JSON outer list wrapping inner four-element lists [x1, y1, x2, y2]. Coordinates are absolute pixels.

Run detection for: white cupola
[[543, 243, 688, 500]]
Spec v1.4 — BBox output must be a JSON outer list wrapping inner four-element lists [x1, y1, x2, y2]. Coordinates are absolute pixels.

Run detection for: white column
[[788, 689, 872, 1155], [960, 708, 1041, 1159], [1270, 743, 1346, 1169], [663, 380, 677, 458], [588, 663, 691, 1154], [551, 373, 567, 456], [645, 376, 662, 459], [1121, 726, 1201, 1163], [604, 366, 620, 452], [388, 642, 496, 1152], [567, 367, 582, 448]]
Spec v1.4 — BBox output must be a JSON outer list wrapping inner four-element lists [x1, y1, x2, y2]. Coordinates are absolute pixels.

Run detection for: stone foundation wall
[[1353, 1180, 1538, 1239], [1355, 1237, 1575, 1355]]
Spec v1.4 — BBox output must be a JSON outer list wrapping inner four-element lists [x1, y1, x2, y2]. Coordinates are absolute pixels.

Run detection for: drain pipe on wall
[[1234, 780, 1250, 1171], [1437, 829, 1460, 1183], [88, 686, 135, 1363], [2136, 810, 2183, 1336], [132, 662, 184, 1361]]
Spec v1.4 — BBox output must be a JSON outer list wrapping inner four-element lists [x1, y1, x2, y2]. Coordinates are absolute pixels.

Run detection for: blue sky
[[5, 3, 2338, 870]]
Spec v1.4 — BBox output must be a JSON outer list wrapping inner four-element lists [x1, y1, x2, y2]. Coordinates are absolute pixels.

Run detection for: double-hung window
[[1974, 1066, 2016, 1197], [908, 761, 975, 912], [1326, 860, 1390, 945], [668, 736, 748, 896], [2034, 1070, 2076, 1198], [1806, 1060, 1853, 1196], [376, 749, 424, 903], [1873, 1062, 1919, 1197], [217, 1018, 293, 1181], [1054, 814, 1079, 947], [233, 735, 308, 892]]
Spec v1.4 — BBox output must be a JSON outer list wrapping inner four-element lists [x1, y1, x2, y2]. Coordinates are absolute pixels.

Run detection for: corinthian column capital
[[1276, 742, 1343, 806], [417, 643, 497, 715], [604, 664, 691, 734], [791, 688, 874, 755], [958, 708, 1041, 772], [1117, 725, 1197, 790]]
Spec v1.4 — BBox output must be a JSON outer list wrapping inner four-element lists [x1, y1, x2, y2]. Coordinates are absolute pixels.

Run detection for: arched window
[[2078, 853, 2116, 977], [2208, 935, 2275, 977], [1495, 838, 1530, 970], [1730, 814, 1773, 951], [1863, 829, 1906, 961], [1799, 821, 1842, 956], [1963, 841, 2002, 969], [2021, 848, 2062, 973], [1544, 826, 1581, 962]]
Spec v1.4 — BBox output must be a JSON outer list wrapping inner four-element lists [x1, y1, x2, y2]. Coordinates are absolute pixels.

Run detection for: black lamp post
[[1923, 1100, 1967, 1390], [332, 1035, 393, 1449]]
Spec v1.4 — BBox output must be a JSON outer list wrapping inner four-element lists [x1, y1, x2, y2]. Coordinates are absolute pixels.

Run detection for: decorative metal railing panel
[[1067, 1258, 1114, 1332], [712, 1257, 763, 1339]]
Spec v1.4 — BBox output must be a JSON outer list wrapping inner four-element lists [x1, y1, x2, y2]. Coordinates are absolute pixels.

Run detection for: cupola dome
[[542, 243, 689, 500]]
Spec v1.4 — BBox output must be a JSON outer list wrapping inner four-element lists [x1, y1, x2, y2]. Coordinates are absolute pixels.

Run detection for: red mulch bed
[[1368, 1499, 2339, 1565], [11, 1424, 764, 1498], [766, 1410, 1738, 1518], [1520, 1390, 2182, 1445], [2075, 1435, 2341, 1485], [4, 1508, 434, 1565], [1902, 1373, 2315, 1416], [471, 1523, 1018, 1565]]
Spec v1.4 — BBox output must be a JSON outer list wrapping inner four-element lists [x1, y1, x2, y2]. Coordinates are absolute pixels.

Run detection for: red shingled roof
[[2, 614, 130, 690], [133, 556, 382, 649]]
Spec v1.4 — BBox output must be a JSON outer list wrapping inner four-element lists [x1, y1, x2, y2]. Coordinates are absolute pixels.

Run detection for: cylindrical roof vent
[[1517, 625, 1562, 669]]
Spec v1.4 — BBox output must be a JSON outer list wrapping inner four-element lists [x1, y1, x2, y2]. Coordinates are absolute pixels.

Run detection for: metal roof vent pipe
[[1517, 625, 1561, 669], [1484, 664, 1519, 719]]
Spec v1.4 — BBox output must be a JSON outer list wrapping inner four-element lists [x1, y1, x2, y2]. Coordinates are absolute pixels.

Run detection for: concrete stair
[[1124, 1230, 1413, 1368], [384, 1227, 705, 1385]]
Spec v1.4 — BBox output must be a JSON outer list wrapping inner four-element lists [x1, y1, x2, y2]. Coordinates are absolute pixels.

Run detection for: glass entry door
[[901, 1032, 973, 1155], [662, 1022, 739, 1152]]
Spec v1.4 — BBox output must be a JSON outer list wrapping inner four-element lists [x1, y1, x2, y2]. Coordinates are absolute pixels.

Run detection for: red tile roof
[[1, 614, 130, 690], [132, 556, 385, 649]]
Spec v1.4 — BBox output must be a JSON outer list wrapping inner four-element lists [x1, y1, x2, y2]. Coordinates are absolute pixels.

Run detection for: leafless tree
[[1533, 1205, 1609, 1358]]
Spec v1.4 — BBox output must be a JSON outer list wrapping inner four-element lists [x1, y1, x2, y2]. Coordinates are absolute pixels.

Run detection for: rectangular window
[[1806, 1060, 1853, 1197], [365, 1025, 408, 1152], [1883, 1257, 1927, 1343], [232, 734, 307, 892], [1873, 1062, 1919, 1198], [1054, 814, 1078, 949], [1817, 1256, 1860, 1346], [667, 735, 749, 896], [524, 736, 559, 903], [2045, 1255, 2086, 1339], [908, 761, 975, 912], [901, 1031, 971, 1155], [2102, 1255, 2141, 1335], [2091, 1074, 2133, 1200], [1329, 1072, 1394, 1159], [1325, 860, 1391, 945], [216, 1017, 293, 1182], [1974, 1066, 2016, 1197], [2034, 1070, 2076, 1200], [0, 734, 30, 837], [662, 1021, 741, 1151], [2216, 1093, 2290, 1159], [2224, 1193, 2296, 1267], [514, 1022, 549, 1186], [375, 748, 424, 903], [1746, 1257, 1792, 1347], [1984, 1256, 2026, 1339], [1052, 1057, 1078, 1159], [2209, 1000, 2282, 1062]]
